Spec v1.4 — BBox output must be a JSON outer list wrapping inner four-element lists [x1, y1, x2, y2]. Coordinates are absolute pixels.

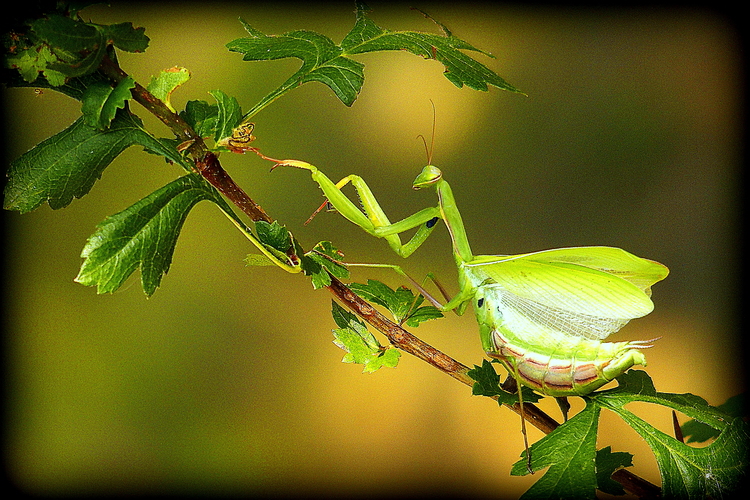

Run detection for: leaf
[[682, 392, 748, 443], [341, 3, 523, 93], [4, 43, 67, 85], [147, 67, 190, 112], [302, 241, 350, 289], [595, 446, 633, 496], [209, 90, 243, 143], [511, 403, 601, 500], [330, 301, 399, 372], [30, 14, 100, 53], [179, 100, 219, 138], [348, 279, 443, 326], [76, 174, 223, 296], [102, 22, 150, 52], [589, 371, 750, 499], [255, 220, 292, 253], [4, 110, 186, 213], [81, 76, 135, 129], [467, 359, 540, 405], [227, 2, 522, 116]]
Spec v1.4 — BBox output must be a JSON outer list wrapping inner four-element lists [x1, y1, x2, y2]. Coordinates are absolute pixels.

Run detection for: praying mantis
[[264, 133, 668, 465]]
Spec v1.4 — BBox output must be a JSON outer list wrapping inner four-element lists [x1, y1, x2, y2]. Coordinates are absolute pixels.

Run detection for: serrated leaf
[[4, 110, 185, 213], [255, 220, 291, 252], [302, 241, 349, 289], [348, 279, 443, 326], [5, 43, 66, 85], [147, 67, 190, 112], [81, 76, 135, 129], [467, 359, 541, 404], [31, 14, 100, 53], [511, 403, 600, 500], [589, 371, 750, 499], [682, 392, 748, 444], [341, 3, 522, 93], [76, 174, 221, 296], [103, 22, 149, 52], [209, 90, 243, 143], [595, 446, 633, 496], [330, 301, 398, 372], [228, 3, 522, 116], [179, 100, 219, 137]]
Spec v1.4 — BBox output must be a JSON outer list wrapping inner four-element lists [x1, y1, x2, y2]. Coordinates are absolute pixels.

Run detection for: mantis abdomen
[[489, 329, 650, 397]]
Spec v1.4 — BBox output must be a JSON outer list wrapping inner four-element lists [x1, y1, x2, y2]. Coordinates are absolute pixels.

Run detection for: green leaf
[[682, 393, 748, 443], [341, 3, 523, 93], [511, 403, 600, 500], [348, 279, 443, 326], [595, 446, 633, 496], [102, 22, 149, 52], [255, 220, 292, 253], [589, 371, 750, 499], [76, 174, 222, 296], [81, 76, 135, 129], [227, 2, 522, 116], [179, 100, 219, 138], [209, 90, 243, 143], [4, 43, 67, 85], [302, 241, 350, 289], [30, 14, 100, 53], [4, 111, 186, 213], [467, 359, 540, 405], [330, 301, 399, 372], [147, 67, 190, 112]]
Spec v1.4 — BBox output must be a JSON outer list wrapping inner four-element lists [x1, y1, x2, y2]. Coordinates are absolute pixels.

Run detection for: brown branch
[[97, 54, 273, 223], [96, 51, 660, 498]]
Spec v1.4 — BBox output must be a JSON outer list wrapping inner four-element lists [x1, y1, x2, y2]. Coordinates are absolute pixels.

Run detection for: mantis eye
[[477, 298, 484, 308]]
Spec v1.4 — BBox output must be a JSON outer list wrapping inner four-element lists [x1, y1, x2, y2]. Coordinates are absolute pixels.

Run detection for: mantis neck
[[436, 179, 473, 264]]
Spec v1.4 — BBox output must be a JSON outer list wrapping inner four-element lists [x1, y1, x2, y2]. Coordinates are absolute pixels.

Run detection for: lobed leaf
[[595, 446, 633, 496], [179, 100, 219, 138], [330, 301, 400, 372], [227, 2, 522, 116], [467, 359, 541, 405], [302, 241, 349, 289], [4, 110, 185, 213], [511, 403, 601, 500], [681, 392, 748, 443], [348, 279, 443, 326], [76, 174, 224, 296], [209, 89, 243, 143], [589, 371, 750, 499], [81, 76, 135, 130]]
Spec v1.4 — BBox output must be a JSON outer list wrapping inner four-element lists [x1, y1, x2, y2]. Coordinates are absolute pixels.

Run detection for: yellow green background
[[3, 2, 742, 497]]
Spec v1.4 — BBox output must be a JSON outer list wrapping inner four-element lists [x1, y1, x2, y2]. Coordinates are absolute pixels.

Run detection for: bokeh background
[[3, 1, 743, 497]]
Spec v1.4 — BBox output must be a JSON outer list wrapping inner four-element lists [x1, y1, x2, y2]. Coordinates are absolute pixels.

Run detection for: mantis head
[[413, 165, 442, 190]]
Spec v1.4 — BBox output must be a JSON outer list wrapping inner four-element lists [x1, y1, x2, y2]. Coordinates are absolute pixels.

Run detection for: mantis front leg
[[275, 160, 442, 258]]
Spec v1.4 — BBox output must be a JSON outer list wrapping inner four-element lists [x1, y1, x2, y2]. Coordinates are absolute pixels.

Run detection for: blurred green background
[[3, 2, 742, 497]]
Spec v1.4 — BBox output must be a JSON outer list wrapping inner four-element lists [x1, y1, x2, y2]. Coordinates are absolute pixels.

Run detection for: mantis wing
[[466, 246, 669, 341]]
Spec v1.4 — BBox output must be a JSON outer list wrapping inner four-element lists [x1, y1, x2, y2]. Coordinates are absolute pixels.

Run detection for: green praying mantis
[[258, 125, 668, 465], [267, 155, 669, 392]]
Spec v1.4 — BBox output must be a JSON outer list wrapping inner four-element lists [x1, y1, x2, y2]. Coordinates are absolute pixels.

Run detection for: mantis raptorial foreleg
[[273, 160, 442, 258]]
